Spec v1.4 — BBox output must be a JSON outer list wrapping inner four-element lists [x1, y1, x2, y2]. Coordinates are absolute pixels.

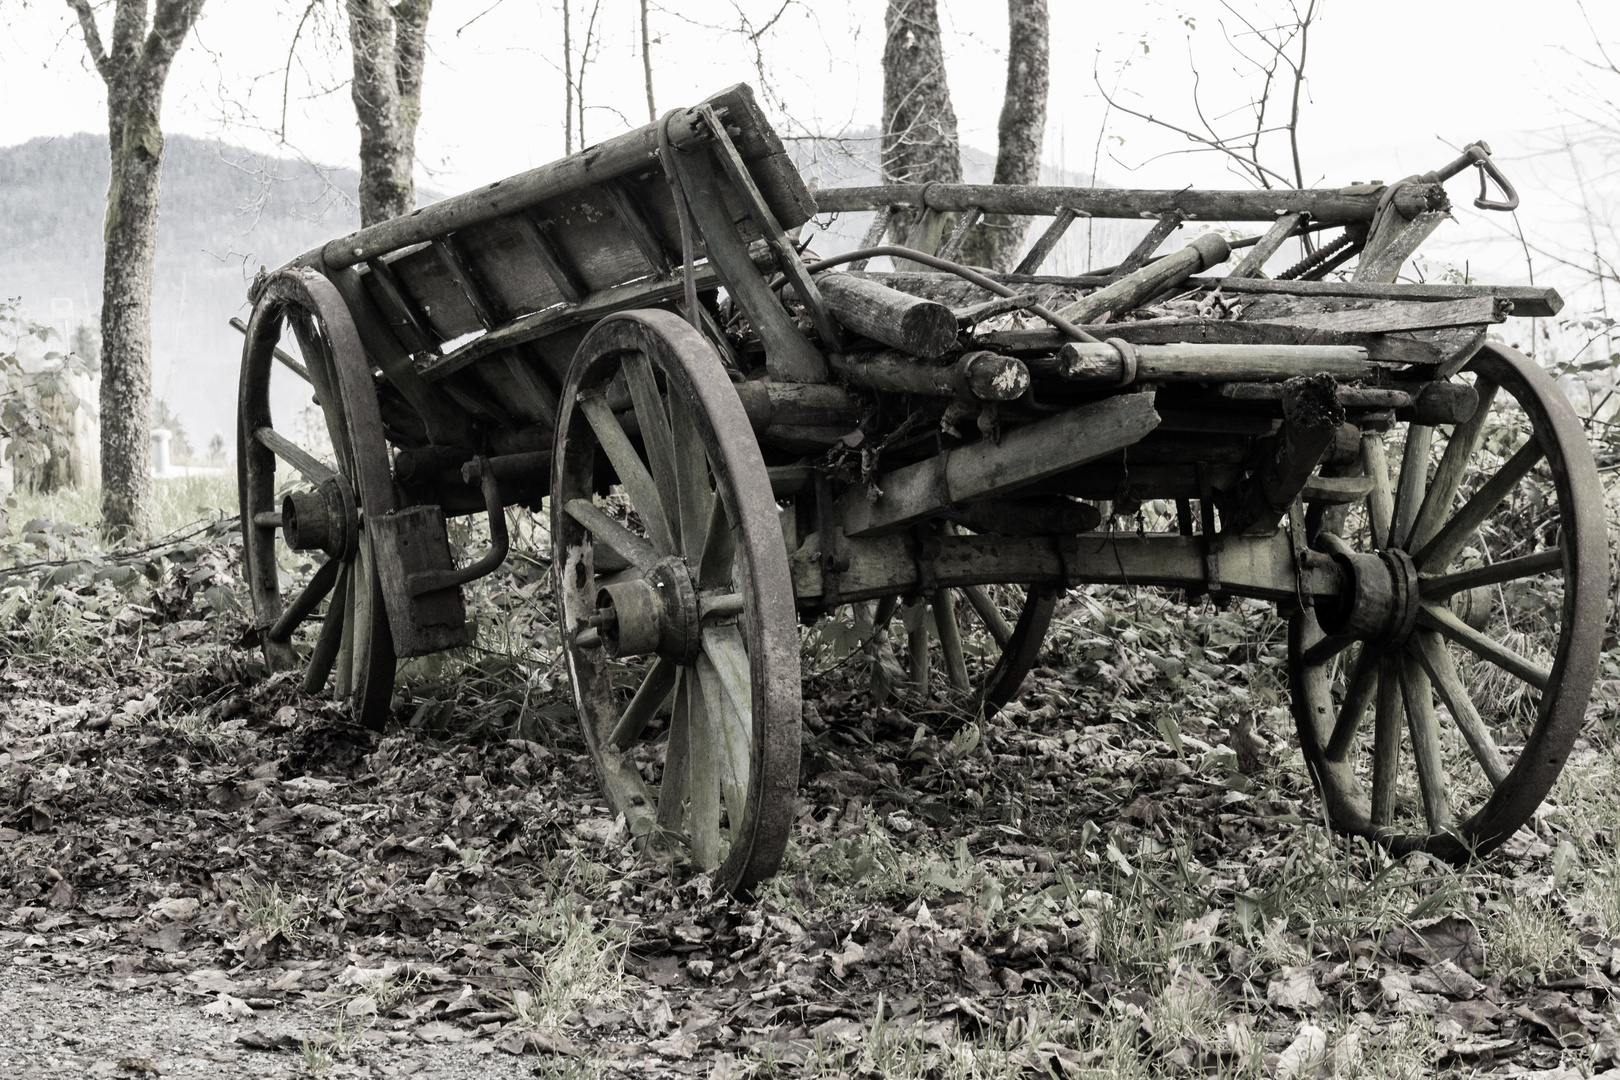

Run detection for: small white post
[[151, 428, 173, 478]]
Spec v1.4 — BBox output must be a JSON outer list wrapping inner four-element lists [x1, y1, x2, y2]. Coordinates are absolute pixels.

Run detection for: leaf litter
[[1, 518, 1619, 1077]]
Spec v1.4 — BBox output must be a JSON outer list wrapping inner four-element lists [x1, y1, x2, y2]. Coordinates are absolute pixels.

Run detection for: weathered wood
[[859, 270, 1563, 320], [1217, 380, 1479, 426], [1230, 374, 1344, 535], [1356, 209, 1448, 284], [1228, 211, 1309, 279], [813, 273, 960, 358], [368, 505, 473, 657], [830, 350, 1029, 402], [305, 83, 809, 271], [1113, 213, 1184, 279], [1013, 206, 1081, 275], [812, 181, 1432, 225], [1046, 341, 1374, 385], [1301, 475, 1376, 503], [674, 146, 828, 383], [1055, 234, 1230, 324], [1264, 296, 1511, 333], [946, 499, 1101, 536], [836, 392, 1160, 536], [977, 319, 1440, 365], [730, 381, 864, 451], [789, 528, 1344, 605]]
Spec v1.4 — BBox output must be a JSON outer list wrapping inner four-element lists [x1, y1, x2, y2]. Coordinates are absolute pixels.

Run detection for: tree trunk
[[347, 0, 433, 226], [67, 0, 206, 539], [881, 0, 961, 252], [960, 0, 1049, 271]]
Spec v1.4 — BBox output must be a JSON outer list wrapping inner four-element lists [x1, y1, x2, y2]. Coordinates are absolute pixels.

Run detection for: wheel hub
[[1316, 533, 1421, 647], [593, 556, 701, 663], [282, 476, 358, 558]]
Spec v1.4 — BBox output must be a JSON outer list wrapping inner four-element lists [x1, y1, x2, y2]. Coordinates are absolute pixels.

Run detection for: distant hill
[[0, 133, 363, 452]]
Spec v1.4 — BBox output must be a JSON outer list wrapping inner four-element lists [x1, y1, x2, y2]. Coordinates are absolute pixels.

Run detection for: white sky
[[4, 0, 1619, 296]]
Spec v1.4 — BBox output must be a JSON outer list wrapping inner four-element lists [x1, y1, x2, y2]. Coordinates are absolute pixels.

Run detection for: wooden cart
[[237, 84, 1608, 894]]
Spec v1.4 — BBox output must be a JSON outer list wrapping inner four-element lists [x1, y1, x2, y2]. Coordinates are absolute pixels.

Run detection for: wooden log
[[811, 181, 1433, 225], [829, 350, 1030, 402], [865, 271, 1564, 319], [731, 381, 865, 449], [1054, 234, 1230, 324], [812, 273, 959, 358], [836, 392, 1160, 536], [1230, 374, 1345, 535], [789, 528, 1345, 605], [946, 499, 1101, 537], [1044, 341, 1375, 385], [1264, 296, 1511, 333], [1218, 379, 1479, 425], [976, 319, 1440, 365]]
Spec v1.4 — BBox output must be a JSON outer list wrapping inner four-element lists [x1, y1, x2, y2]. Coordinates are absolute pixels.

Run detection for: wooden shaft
[[829, 350, 1029, 402], [812, 182, 1432, 225], [1046, 341, 1373, 384], [812, 273, 960, 358], [1054, 234, 1230, 325], [1230, 374, 1345, 535], [1228, 212, 1309, 279], [789, 529, 1346, 606]]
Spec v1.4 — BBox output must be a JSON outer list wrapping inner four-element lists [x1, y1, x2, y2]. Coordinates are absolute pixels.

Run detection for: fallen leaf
[[201, 993, 254, 1021], [1266, 967, 1324, 1011], [1275, 1023, 1326, 1080]]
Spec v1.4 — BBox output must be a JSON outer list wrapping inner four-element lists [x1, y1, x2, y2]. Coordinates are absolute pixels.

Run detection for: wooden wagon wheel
[[1290, 342, 1607, 860], [238, 268, 397, 730], [869, 581, 1057, 728], [553, 309, 801, 895]]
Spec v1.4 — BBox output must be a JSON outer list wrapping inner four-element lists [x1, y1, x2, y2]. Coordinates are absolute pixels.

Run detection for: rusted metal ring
[[1380, 547, 1421, 646], [1105, 338, 1138, 387]]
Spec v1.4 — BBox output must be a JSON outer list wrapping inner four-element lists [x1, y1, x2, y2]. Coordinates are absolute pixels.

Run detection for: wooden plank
[[836, 392, 1161, 536], [978, 319, 1440, 365], [1045, 341, 1374, 384], [364, 257, 437, 353], [601, 178, 674, 276], [432, 237, 498, 328], [1355, 209, 1448, 283], [1264, 297, 1511, 333], [511, 214, 586, 303], [417, 263, 725, 382]]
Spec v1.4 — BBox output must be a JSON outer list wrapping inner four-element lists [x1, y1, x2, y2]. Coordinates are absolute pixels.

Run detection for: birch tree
[[346, 0, 432, 226], [66, 0, 207, 539]]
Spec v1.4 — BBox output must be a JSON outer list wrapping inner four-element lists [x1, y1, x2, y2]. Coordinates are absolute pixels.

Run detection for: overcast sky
[[4, 0, 1618, 289]]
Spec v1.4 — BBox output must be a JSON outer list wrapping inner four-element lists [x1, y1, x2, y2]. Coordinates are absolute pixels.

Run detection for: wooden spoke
[[1409, 630, 1510, 788], [1398, 652, 1451, 833], [684, 665, 722, 870], [302, 559, 351, 695], [1371, 654, 1404, 828], [1325, 646, 1379, 762], [1407, 382, 1501, 552], [610, 656, 679, 750], [655, 674, 691, 834], [696, 494, 735, 591], [960, 585, 1013, 649], [1361, 434, 1394, 550], [1301, 632, 1358, 667], [255, 427, 335, 485], [1417, 602, 1551, 690], [1391, 424, 1433, 549], [1415, 438, 1544, 571], [563, 498, 659, 572], [698, 627, 754, 839], [668, 389, 714, 563], [579, 394, 677, 555], [268, 557, 343, 643], [334, 559, 356, 699], [622, 352, 682, 528], [1420, 550, 1563, 601], [934, 590, 970, 691]]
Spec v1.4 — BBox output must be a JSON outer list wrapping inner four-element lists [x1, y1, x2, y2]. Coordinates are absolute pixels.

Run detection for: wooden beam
[[829, 350, 1029, 401], [1228, 212, 1308, 279], [1045, 341, 1374, 384], [836, 392, 1160, 536], [1265, 296, 1510, 333], [1054, 234, 1230, 324], [812, 274, 959, 358], [1111, 212, 1183, 279], [1012, 207, 1081, 275]]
